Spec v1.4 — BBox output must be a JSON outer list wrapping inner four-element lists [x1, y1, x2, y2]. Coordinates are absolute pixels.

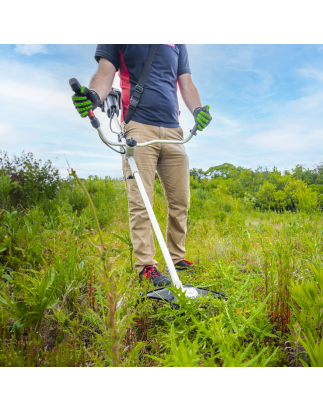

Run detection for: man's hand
[[72, 86, 101, 118], [193, 106, 212, 131]]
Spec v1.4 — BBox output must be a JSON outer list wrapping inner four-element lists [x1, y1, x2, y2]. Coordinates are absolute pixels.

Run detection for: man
[[71, 44, 211, 287]]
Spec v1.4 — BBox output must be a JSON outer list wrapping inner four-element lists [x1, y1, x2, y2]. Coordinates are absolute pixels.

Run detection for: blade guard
[[138, 284, 225, 310]]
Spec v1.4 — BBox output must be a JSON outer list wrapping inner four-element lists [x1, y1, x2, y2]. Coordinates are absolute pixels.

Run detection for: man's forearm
[[89, 58, 116, 105], [178, 74, 202, 114], [181, 83, 202, 114]]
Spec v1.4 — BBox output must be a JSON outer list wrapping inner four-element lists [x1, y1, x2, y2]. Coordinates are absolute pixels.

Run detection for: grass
[[1, 171, 322, 367]]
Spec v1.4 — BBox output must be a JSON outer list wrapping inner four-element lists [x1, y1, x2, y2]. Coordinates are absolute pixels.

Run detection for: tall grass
[[1, 162, 323, 366]]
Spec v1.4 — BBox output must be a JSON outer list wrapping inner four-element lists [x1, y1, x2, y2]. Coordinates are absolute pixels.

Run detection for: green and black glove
[[193, 105, 212, 131], [72, 86, 101, 118]]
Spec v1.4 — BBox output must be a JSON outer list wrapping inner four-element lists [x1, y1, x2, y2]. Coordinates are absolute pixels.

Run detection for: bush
[[67, 188, 88, 215], [0, 170, 20, 209], [194, 187, 211, 200], [223, 203, 233, 213], [214, 210, 226, 222], [0, 151, 61, 208]]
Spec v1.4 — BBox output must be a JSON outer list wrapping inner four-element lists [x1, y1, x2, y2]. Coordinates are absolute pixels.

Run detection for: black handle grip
[[69, 78, 82, 93]]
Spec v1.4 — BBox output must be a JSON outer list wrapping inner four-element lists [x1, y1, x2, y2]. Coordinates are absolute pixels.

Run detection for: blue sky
[[1, 44, 323, 178]]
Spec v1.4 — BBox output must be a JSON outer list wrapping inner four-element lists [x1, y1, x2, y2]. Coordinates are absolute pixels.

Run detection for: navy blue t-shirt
[[94, 44, 191, 127]]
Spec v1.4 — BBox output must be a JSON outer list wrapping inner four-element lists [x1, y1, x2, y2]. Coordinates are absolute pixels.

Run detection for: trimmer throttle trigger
[[102, 88, 122, 118]]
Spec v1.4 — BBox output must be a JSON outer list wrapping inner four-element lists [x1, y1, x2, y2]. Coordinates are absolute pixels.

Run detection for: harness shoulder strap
[[125, 44, 159, 124]]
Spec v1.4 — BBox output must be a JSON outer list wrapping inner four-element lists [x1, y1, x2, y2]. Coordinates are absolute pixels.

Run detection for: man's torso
[[95, 44, 190, 127]]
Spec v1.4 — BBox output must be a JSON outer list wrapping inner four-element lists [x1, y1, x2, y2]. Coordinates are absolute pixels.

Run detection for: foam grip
[[69, 78, 82, 93]]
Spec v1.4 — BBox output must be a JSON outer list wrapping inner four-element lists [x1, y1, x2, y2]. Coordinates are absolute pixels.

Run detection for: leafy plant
[[67, 187, 89, 215], [0, 170, 20, 209], [0, 151, 61, 207], [0, 268, 58, 337], [113, 229, 134, 271]]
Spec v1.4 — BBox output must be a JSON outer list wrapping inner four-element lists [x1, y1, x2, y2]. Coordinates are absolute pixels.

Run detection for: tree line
[[189, 163, 323, 212]]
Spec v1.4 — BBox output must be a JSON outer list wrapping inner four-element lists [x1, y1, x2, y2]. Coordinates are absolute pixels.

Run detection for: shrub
[[223, 203, 233, 213], [0, 151, 61, 208], [68, 188, 89, 215], [214, 210, 226, 222], [289, 260, 323, 366], [0, 170, 20, 209], [256, 182, 276, 210], [194, 187, 211, 200]]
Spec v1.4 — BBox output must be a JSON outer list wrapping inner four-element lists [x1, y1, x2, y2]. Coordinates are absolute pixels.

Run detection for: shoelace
[[144, 266, 160, 279]]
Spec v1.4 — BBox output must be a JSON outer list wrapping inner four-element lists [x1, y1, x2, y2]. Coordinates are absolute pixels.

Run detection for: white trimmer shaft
[[127, 156, 199, 298]]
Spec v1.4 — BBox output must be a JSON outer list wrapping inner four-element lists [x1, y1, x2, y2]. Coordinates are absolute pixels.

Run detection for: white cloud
[[285, 92, 323, 116], [0, 57, 121, 120], [0, 56, 122, 178], [298, 68, 323, 82], [14, 44, 48, 57], [0, 123, 29, 149], [0, 79, 71, 111], [247, 128, 323, 151], [183, 81, 323, 172], [0, 123, 11, 137]]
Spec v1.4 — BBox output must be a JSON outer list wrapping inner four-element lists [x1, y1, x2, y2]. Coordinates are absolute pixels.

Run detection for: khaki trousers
[[122, 120, 190, 273]]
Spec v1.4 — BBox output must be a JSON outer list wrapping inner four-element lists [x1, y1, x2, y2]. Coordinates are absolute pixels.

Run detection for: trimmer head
[[139, 284, 225, 309]]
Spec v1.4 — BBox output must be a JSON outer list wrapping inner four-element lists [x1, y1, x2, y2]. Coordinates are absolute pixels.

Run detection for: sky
[[0, 44, 323, 178]]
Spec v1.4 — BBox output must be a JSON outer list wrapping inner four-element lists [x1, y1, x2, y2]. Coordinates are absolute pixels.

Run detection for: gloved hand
[[72, 86, 101, 118], [193, 105, 212, 131]]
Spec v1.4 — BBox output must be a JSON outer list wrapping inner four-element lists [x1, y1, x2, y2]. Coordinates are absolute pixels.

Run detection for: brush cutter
[[69, 78, 224, 307]]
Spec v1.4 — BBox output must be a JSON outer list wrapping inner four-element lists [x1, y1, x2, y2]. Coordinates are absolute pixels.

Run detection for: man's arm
[[177, 73, 202, 114], [178, 73, 212, 131], [89, 58, 117, 104]]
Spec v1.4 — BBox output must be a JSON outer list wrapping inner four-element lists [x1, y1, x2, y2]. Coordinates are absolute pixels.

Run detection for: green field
[[1, 152, 323, 367]]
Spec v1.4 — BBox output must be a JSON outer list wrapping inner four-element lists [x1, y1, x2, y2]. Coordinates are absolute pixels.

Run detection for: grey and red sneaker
[[139, 266, 172, 287], [175, 259, 197, 274], [166, 259, 197, 274]]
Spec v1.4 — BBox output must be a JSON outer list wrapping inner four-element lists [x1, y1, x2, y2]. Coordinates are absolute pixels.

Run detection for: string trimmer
[[69, 78, 224, 307]]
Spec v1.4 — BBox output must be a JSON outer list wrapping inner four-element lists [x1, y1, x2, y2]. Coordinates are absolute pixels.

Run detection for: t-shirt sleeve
[[94, 45, 120, 71], [177, 44, 191, 77]]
